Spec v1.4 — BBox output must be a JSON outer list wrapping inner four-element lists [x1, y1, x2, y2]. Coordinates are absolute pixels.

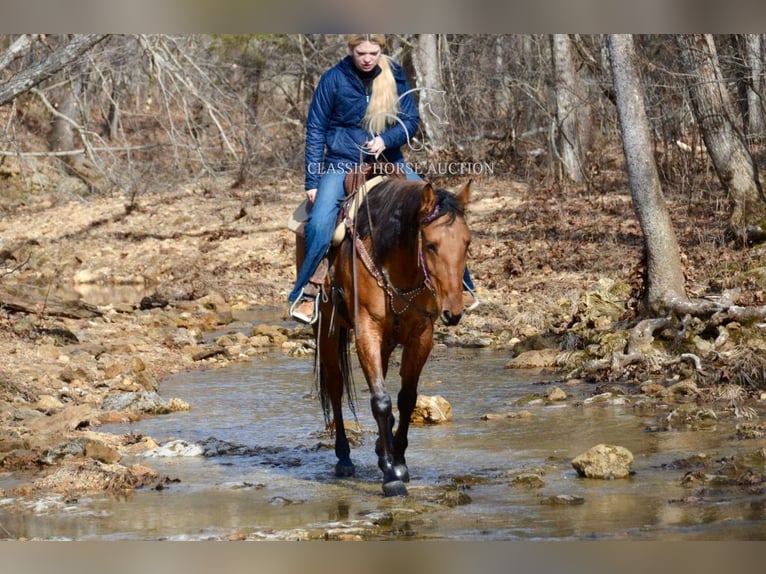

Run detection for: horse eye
[[426, 242, 437, 253]]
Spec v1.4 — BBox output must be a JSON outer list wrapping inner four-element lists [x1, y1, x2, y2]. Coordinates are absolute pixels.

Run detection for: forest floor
[[1, 159, 765, 504]]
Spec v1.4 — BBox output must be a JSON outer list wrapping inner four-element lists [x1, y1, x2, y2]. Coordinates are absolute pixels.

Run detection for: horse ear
[[456, 179, 472, 210], [419, 182, 437, 221]]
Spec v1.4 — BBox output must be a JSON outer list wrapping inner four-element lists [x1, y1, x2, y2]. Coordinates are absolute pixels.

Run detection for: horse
[[306, 174, 472, 497]]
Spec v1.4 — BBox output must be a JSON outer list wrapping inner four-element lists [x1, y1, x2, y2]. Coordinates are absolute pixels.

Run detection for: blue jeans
[[288, 165, 474, 302]]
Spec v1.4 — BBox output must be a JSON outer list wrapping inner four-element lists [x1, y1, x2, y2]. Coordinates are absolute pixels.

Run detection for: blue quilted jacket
[[304, 55, 420, 190]]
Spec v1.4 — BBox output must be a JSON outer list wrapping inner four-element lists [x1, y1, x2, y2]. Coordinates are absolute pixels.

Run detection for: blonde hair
[[347, 34, 400, 134]]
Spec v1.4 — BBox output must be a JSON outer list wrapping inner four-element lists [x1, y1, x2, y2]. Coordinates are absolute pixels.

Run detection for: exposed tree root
[[578, 297, 766, 387]]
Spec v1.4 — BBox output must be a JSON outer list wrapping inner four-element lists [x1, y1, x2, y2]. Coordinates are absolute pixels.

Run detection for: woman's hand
[[365, 135, 386, 158], [306, 188, 317, 203]]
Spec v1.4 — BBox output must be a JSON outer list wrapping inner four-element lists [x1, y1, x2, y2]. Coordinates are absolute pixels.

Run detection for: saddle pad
[[286, 176, 386, 240], [332, 175, 385, 246]]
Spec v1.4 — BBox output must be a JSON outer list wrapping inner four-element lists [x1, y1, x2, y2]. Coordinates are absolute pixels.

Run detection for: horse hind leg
[[331, 407, 355, 477], [318, 324, 355, 478]]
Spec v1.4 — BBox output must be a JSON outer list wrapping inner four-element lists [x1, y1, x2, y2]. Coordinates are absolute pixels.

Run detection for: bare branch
[[0, 34, 108, 105]]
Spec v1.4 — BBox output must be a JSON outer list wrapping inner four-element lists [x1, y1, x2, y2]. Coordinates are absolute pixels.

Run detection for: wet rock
[[736, 422, 766, 439], [481, 410, 532, 420], [505, 348, 560, 369], [41, 439, 86, 464], [190, 344, 229, 361], [513, 395, 545, 407], [215, 481, 266, 491], [540, 494, 585, 505], [84, 438, 121, 464], [582, 392, 630, 406], [144, 439, 204, 457], [511, 473, 546, 489], [436, 488, 472, 507], [30, 460, 151, 494], [248, 335, 272, 348], [663, 406, 718, 430], [215, 331, 249, 347], [101, 390, 174, 415], [410, 394, 452, 424], [572, 444, 634, 479], [663, 379, 700, 400], [251, 324, 289, 346], [167, 397, 191, 412], [546, 387, 567, 402], [197, 291, 233, 325]]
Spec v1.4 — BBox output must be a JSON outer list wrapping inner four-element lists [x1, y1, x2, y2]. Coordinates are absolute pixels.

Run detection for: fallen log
[[0, 283, 102, 319]]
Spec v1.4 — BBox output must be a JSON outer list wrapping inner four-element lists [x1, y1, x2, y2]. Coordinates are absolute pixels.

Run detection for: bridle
[[345, 184, 442, 319]]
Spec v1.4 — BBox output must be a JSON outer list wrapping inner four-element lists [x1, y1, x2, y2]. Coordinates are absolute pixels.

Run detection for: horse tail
[[338, 326, 357, 419], [316, 325, 357, 426]]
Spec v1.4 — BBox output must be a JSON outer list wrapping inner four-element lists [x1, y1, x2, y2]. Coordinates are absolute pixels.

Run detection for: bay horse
[[308, 175, 471, 497]]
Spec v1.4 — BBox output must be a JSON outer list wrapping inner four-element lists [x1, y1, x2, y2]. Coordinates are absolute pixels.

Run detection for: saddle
[[287, 163, 406, 305], [287, 162, 406, 240]]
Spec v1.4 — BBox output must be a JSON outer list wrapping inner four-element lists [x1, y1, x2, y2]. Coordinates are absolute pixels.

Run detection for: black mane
[[353, 178, 465, 262]]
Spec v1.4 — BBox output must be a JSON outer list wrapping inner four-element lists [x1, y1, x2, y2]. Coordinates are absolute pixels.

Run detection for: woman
[[289, 34, 477, 324]]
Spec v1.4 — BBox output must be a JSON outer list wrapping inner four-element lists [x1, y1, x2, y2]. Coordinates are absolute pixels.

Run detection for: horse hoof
[[335, 462, 355, 477], [382, 480, 408, 497]]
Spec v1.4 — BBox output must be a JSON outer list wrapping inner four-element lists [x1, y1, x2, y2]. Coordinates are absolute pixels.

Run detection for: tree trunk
[[0, 34, 32, 74], [745, 34, 765, 139], [493, 35, 512, 113], [676, 34, 766, 241], [551, 34, 591, 183], [412, 34, 448, 149], [607, 34, 689, 314], [48, 75, 82, 153], [0, 34, 108, 105]]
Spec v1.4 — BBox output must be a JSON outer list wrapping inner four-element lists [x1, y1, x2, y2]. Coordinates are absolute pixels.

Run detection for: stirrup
[[462, 287, 480, 312], [290, 294, 319, 325]]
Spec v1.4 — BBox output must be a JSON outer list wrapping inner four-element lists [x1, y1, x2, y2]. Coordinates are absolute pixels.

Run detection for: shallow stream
[[2, 342, 765, 540]]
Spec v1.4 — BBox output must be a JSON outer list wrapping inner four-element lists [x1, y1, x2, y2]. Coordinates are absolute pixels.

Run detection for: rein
[[346, 191, 440, 318]]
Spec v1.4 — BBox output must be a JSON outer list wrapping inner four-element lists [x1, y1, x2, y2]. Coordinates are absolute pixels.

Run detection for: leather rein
[[344, 183, 440, 319]]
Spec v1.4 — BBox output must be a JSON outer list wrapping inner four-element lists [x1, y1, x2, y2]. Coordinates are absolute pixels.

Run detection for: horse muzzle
[[439, 309, 463, 326]]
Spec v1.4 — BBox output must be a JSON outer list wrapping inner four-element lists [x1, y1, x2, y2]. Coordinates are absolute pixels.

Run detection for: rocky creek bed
[[1, 174, 765, 539]]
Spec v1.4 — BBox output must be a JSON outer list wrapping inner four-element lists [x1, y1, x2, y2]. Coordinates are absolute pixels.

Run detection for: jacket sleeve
[[378, 63, 420, 153], [304, 72, 334, 190]]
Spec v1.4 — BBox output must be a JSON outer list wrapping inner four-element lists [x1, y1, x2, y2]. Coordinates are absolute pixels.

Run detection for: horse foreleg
[[393, 328, 434, 484], [357, 328, 406, 496]]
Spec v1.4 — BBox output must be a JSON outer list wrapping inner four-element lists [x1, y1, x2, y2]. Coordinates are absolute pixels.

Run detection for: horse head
[[418, 181, 471, 326]]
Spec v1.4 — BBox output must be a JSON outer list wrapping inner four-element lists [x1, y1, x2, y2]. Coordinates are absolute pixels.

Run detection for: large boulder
[[410, 394, 452, 424], [571, 443, 634, 479]]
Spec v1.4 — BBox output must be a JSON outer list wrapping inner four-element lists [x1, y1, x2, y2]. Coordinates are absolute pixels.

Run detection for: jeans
[[288, 164, 475, 302]]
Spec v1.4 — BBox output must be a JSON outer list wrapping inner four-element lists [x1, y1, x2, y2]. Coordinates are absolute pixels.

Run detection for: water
[[2, 346, 765, 540]]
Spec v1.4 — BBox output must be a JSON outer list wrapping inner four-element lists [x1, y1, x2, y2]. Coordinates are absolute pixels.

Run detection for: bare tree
[[607, 34, 689, 314], [0, 34, 108, 105], [412, 34, 448, 149], [551, 34, 592, 183], [676, 34, 766, 243], [744, 34, 765, 139], [0, 34, 32, 74]]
